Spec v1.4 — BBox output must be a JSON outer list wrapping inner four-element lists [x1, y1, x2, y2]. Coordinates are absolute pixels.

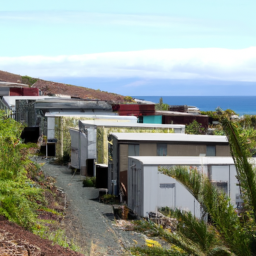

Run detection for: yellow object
[[145, 239, 162, 248]]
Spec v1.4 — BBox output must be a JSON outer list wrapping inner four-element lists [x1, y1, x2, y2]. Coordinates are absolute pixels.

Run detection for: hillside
[[0, 70, 125, 102]]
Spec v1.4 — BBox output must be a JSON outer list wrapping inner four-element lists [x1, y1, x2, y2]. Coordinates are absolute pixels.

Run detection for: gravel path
[[37, 158, 146, 256]]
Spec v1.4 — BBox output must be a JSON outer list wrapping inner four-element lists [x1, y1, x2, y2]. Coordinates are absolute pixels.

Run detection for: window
[[128, 144, 139, 156], [157, 144, 167, 156], [206, 145, 216, 156], [212, 181, 228, 194]]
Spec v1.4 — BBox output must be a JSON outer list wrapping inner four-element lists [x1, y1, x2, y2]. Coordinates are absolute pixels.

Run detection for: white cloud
[[0, 11, 235, 33], [1, 48, 256, 82]]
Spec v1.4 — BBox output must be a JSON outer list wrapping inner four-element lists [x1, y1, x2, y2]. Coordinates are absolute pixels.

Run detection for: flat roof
[[110, 133, 227, 143], [128, 156, 245, 166], [35, 99, 112, 110], [45, 112, 137, 120], [80, 121, 185, 129], [156, 110, 208, 117], [3, 96, 58, 107], [0, 82, 29, 87]]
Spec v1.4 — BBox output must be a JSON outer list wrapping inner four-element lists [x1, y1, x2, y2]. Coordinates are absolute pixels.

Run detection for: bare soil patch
[[0, 216, 83, 256]]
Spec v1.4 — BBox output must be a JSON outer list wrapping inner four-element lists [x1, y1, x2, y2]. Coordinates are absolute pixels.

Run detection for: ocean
[[132, 96, 256, 116]]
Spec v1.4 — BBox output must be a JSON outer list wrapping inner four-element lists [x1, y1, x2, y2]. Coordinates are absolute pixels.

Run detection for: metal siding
[[127, 158, 133, 210], [87, 128, 97, 159], [79, 132, 88, 175], [230, 165, 240, 205], [0, 87, 10, 96], [47, 117, 55, 139], [69, 129, 80, 169]]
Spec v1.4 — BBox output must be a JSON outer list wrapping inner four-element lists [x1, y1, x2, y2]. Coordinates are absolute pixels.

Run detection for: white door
[[158, 183, 175, 209]]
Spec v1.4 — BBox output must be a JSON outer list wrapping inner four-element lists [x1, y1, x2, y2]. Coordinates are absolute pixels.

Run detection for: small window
[[157, 144, 167, 156], [206, 145, 216, 156], [212, 182, 228, 194]]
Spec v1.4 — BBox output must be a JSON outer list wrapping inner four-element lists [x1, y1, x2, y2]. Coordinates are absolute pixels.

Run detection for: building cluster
[[0, 82, 245, 220]]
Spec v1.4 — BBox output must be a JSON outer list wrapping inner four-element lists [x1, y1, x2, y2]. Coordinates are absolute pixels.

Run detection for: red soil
[[0, 216, 84, 256]]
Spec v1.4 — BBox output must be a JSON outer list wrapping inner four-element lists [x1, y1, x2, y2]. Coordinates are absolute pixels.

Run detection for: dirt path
[[38, 158, 146, 256]]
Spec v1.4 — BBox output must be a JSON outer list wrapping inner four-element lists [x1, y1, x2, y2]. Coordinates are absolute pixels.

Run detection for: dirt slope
[[0, 217, 84, 256], [0, 70, 125, 102], [0, 70, 22, 83]]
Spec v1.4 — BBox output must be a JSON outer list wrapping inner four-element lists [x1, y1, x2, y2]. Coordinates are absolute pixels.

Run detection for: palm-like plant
[[132, 117, 256, 256], [160, 116, 256, 255]]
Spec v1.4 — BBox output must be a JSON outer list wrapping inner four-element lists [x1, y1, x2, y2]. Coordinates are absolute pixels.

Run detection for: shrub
[[185, 120, 206, 134], [124, 96, 134, 102], [83, 177, 96, 187], [21, 75, 38, 87]]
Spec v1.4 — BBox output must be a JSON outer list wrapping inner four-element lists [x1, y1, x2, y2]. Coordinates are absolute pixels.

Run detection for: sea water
[[133, 96, 256, 116]]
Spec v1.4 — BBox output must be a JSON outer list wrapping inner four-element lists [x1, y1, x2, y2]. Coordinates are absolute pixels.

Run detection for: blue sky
[[1, 0, 256, 95]]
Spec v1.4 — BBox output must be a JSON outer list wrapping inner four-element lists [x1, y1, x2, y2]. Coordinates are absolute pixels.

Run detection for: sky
[[0, 0, 256, 96]]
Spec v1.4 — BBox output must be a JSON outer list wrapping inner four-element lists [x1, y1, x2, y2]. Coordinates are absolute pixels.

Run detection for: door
[[158, 183, 176, 209]]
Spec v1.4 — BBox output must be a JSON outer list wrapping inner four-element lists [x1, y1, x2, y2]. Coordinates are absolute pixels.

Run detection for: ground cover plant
[[129, 114, 256, 256], [0, 111, 82, 253]]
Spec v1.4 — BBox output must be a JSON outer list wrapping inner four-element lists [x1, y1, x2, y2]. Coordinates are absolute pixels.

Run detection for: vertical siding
[[139, 143, 157, 156], [167, 144, 207, 156], [119, 144, 129, 173], [216, 145, 231, 156]]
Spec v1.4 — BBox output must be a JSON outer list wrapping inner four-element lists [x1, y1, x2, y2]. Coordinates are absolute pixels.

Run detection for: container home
[[127, 156, 249, 218], [108, 133, 230, 195], [71, 121, 185, 176], [47, 113, 137, 159], [34, 99, 133, 158]]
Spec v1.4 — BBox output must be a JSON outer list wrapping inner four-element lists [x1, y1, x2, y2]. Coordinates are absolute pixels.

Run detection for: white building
[[127, 156, 250, 218]]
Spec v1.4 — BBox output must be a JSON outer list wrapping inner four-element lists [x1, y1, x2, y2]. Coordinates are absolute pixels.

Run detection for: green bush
[[83, 177, 96, 187], [21, 75, 38, 87], [185, 120, 206, 134], [0, 110, 44, 229], [124, 96, 134, 102]]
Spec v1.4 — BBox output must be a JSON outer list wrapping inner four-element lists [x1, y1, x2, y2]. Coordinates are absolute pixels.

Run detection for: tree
[[155, 97, 169, 111]]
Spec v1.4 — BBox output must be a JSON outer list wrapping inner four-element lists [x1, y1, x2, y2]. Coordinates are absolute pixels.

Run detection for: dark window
[[206, 145, 216, 156], [128, 144, 139, 156], [157, 144, 167, 156], [212, 182, 228, 194]]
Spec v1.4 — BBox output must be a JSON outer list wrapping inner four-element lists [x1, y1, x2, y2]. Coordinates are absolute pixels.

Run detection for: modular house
[[47, 113, 137, 158], [108, 133, 230, 195], [71, 121, 185, 176], [127, 156, 249, 218], [35, 99, 134, 158]]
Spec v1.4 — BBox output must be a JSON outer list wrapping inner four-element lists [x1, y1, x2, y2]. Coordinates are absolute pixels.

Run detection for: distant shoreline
[[133, 96, 256, 116]]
